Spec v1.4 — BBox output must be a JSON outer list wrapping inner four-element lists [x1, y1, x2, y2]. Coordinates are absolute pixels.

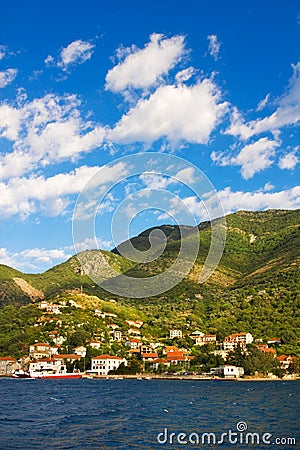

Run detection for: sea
[[0, 378, 299, 449]]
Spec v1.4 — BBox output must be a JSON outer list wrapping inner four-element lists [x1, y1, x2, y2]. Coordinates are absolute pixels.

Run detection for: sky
[[0, 0, 299, 273]]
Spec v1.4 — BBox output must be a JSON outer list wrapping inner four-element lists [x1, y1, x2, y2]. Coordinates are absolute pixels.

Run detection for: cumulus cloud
[[140, 172, 171, 189], [226, 62, 300, 139], [207, 34, 221, 60], [45, 39, 95, 71], [105, 33, 185, 93], [174, 167, 196, 184], [109, 79, 228, 145], [158, 185, 300, 222], [0, 68, 18, 88], [0, 93, 106, 180], [211, 138, 280, 179], [0, 162, 128, 219], [278, 149, 299, 169], [218, 185, 300, 213], [0, 246, 73, 272]]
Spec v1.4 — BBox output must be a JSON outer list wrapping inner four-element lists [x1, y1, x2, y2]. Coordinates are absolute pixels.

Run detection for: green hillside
[[0, 209, 299, 357]]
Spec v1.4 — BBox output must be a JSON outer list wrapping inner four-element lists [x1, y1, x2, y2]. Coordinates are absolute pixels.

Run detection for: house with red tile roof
[[141, 352, 159, 362], [127, 338, 141, 349], [223, 332, 253, 351], [277, 355, 295, 370], [256, 344, 276, 356], [73, 346, 87, 357], [152, 358, 171, 371], [29, 342, 51, 359], [165, 347, 195, 366], [267, 338, 281, 345], [90, 339, 102, 349], [192, 334, 217, 346], [0, 356, 20, 375]]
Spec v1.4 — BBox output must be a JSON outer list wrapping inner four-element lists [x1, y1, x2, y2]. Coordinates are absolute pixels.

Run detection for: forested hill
[[0, 209, 299, 347]]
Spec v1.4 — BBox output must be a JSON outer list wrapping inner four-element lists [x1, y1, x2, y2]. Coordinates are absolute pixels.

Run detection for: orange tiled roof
[[92, 354, 124, 360], [32, 342, 50, 347], [0, 356, 16, 361], [141, 352, 158, 358], [165, 346, 179, 352]]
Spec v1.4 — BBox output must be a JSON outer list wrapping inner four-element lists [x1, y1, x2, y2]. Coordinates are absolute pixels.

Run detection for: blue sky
[[0, 0, 299, 272]]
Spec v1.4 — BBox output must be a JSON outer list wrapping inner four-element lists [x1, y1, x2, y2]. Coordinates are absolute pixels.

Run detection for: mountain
[[0, 209, 299, 347]]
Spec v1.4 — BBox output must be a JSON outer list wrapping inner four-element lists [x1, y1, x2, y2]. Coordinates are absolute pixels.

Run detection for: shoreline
[[81, 374, 300, 382], [2, 374, 299, 381]]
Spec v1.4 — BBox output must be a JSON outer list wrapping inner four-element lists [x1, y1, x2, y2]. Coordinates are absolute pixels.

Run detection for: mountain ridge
[[0, 209, 299, 306]]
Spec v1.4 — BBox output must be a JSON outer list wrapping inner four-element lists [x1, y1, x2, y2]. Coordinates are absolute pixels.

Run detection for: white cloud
[[218, 185, 300, 213], [44, 54, 55, 67], [0, 93, 106, 179], [174, 167, 196, 184], [109, 79, 228, 145], [207, 34, 221, 61], [278, 150, 299, 169], [45, 39, 95, 71], [105, 33, 185, 93], [69, 237, 112, 252], [175, 67, 195, 84], [256, 93, 270, 111], [0, 45, 6, 61], [0, 246, 73, 272], [140, 172, 171, 189], [59, 39, 95, 70], [0, 68, 18, 88], [226, 62, 300, 139], [262, 182, 275, 192], [139, 167, 195, 191], [157, 195, 208, 222], [158, 185, 300, 222], [0, 161, 128, 219], [211, 137, 280, 179]]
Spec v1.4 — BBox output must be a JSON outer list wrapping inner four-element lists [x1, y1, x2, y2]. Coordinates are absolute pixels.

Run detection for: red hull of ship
[[31, 374, 82, 379]]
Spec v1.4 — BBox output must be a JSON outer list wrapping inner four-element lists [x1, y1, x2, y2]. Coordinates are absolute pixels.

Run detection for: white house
[[169, 329, 182, 339], [223, 365, 244, 378], [126, 319, 143, 328], [95, 311, 117, 319], [73, 346, 87, 357], [0, 356, 20, 375], [90, 340, 102, 349], [211, 365, 244, 378], [127, 339, 141, 349], [193, 334, 217, 346], [29, 342, 51, 359], [128, 328, 141, 336], [223, 333, 253, 351], [91, 355, 127, 375], [39, 302, 61, 314], [113, 330, 122, 341]]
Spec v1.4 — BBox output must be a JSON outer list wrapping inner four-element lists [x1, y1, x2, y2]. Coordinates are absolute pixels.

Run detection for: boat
[[29, 371, 82, 379], [12, 369, 31, 378], [28, 359, 82, 379]]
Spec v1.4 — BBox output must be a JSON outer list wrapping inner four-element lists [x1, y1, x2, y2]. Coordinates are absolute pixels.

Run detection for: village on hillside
[[0, 297, 299, 379]]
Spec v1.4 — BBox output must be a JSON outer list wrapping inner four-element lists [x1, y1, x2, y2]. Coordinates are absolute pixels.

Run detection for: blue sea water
[[0, 378, 299, 449]]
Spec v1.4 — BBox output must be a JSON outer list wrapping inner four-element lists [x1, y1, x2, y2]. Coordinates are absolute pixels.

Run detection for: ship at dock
[[13, 358, 82, 379]]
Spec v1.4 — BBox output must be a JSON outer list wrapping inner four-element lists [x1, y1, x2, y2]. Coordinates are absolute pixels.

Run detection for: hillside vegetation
[[0, 209, 299, 356]]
